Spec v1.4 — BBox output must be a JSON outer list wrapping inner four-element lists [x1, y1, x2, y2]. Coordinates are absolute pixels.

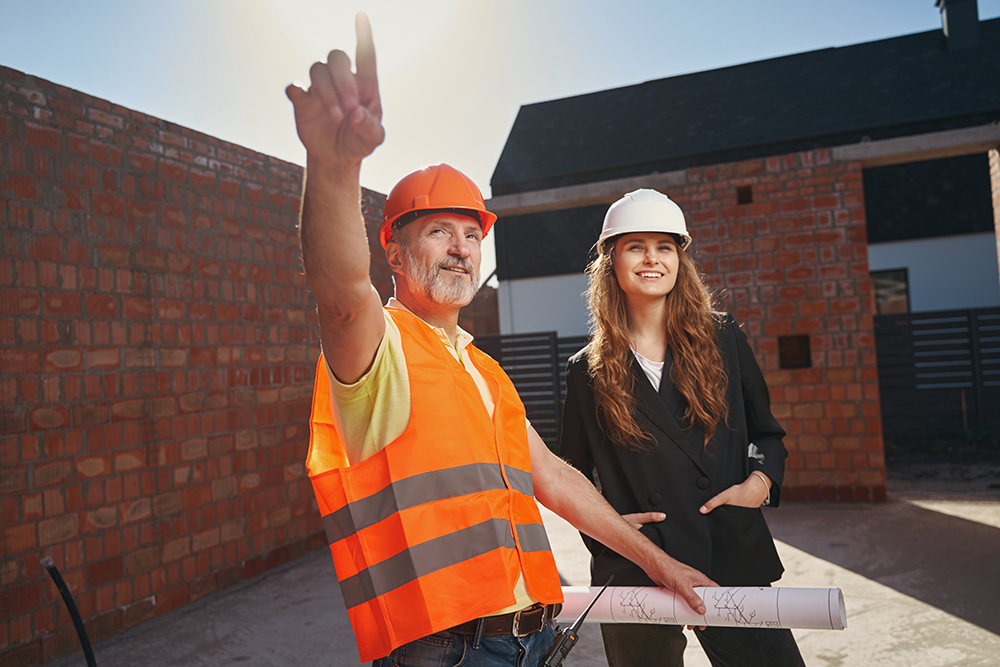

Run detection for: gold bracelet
[[751, 471, 770, 506]]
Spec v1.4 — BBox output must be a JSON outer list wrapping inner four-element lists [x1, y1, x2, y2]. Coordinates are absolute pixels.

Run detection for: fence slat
[[875, 306, 1000, 442], [477, 333, 588, 449]]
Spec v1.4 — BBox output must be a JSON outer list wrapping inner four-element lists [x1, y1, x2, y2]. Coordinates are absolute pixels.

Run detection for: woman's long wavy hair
[[585, 237, 728, 449]]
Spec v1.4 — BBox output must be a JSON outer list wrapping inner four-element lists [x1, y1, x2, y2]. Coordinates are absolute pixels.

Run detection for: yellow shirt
[[322, 297, 536, 614]]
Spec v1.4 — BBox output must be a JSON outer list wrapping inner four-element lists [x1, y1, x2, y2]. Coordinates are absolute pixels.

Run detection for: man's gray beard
[[403, 250, 480, 307]]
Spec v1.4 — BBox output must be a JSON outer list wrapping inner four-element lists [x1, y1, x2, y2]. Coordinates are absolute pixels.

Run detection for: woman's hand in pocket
[[699, 474, 770, 513]]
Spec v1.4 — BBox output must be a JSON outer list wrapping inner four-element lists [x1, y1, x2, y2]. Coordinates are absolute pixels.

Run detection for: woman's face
[[612, 232, 680, 304]]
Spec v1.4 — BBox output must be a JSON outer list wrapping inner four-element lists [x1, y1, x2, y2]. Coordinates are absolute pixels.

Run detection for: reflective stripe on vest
[[321, 461, 534, 543], [306, 308, 563, 661]]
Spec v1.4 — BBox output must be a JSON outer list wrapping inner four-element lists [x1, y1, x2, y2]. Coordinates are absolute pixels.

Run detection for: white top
[[632, 349, 664, 391]]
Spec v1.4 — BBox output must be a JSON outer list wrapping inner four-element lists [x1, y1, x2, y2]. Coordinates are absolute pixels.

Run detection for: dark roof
[[491, 18, 1000, 195], [863, 153, 994, 243]]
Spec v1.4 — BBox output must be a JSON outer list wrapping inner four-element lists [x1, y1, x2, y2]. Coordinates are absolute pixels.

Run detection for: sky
[[2, 0, 998, 282]]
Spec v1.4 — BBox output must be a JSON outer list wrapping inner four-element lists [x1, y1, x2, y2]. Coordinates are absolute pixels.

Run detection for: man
[[286, 13, 715, 666]]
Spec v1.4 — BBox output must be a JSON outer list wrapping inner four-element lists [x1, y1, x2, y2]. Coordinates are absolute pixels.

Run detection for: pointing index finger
[[354, 12, 380, 110]]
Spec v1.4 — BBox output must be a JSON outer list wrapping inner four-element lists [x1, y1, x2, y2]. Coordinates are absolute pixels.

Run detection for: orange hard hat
[[380, 164, 497, 248]]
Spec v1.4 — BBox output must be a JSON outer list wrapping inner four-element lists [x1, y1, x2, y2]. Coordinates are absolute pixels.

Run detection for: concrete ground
[[50, 461, 1000, 667]]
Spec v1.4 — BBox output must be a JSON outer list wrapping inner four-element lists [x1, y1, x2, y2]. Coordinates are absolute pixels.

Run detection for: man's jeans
[[372, 623, 558, 667]]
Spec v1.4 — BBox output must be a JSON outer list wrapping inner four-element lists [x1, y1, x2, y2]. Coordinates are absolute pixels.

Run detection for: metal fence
[[476, 333, 588, 448], [874, 307, 1000, 443]]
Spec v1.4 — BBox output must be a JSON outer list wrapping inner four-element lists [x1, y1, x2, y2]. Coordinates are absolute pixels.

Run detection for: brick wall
[[661, 149, 885, 501], [0, 65, 392, 664]]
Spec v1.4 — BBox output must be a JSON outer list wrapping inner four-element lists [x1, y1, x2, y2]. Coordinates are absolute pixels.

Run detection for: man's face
[[396, 213, 483, 308]]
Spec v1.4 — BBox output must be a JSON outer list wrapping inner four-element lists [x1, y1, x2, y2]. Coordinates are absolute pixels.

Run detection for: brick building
[[487, 4, 1000, 499]]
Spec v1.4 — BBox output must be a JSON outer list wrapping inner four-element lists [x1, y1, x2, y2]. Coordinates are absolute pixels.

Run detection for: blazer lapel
[[631, 354, 707, 474]]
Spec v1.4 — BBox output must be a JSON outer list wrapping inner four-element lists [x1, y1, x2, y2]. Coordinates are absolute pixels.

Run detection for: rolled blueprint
[[556, 586, 847, 630]]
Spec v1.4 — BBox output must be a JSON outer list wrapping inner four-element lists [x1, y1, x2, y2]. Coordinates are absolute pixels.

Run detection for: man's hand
[[621, 512, 665, 530], [286, 12, 385, 165], [699, 473, 770, 514]]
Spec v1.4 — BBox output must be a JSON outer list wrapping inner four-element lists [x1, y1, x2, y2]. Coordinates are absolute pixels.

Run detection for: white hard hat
[[598, 189, 691, 250]]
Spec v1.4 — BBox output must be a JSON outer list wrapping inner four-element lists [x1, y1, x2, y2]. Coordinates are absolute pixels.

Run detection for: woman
[[561, 189, 805, 667]]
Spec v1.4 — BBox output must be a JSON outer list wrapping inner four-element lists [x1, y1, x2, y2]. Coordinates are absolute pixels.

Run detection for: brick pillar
[[672, 149, 886, 502], [991, 149, 1000, 289]]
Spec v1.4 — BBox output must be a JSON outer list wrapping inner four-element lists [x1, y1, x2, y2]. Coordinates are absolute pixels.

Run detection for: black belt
[[449, 603, 562, 637]]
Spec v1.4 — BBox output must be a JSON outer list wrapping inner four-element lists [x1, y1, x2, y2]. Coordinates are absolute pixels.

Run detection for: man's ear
[[386, 243, 404, 275]]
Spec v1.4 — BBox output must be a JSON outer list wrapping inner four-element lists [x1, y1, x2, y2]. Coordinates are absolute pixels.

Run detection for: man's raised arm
[[286, 12, 386, 383]]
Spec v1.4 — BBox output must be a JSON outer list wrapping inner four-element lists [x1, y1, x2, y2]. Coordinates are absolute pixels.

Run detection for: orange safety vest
[[307, 308, 563, 661]]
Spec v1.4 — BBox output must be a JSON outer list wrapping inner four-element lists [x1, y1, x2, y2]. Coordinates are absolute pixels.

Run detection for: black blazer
[[560, 314, 786, 587]]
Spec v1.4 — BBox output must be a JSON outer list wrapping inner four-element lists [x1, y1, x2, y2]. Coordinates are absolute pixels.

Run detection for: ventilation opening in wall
[[778, 335, 812, 369], [736, 185, 753, 204]]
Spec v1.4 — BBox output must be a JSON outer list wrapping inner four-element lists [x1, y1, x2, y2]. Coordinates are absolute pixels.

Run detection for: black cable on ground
[[41, 556, 98, 667]]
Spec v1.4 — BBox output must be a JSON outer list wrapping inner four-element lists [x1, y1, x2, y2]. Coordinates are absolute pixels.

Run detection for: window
[[871, 268, 910, 314], [778, 335, 811, 369], [736, 185, 753, 204]]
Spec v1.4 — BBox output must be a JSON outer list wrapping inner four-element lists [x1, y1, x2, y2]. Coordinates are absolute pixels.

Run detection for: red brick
[[0, 173, 40, 200], [196, 258, 221, 277], [774, 251, 801, 267], [755, 269, 783, 285], [43, 291, 81, 316], [815, 229, 847, 245], [188, 302, 214, 321], [2, 289, 40, 316], [191, 169, 215, 190], [811, 194, 839, 210], [56, 183, 88, 211], [97, 244, 129, 266], [86, 348, 119, 370], [217, 303, 240, 322], [784, 232, 814, 248], [725, 272, 753, 288], [161, 160, 188, 183], [128, 151, 157, 173], [42, 350, 80, 374], [0, 409, 28, 435], [30, 406, 70, 430], [85, 293, 117, 318], [134, 249, 165, 271], [831, 299, 859, 314], [90, 141, 123, 167], [157, 585, 190, 615], [4, 347, 42, 375], [818, 265, 848, 280], [121, 597, 156, 628], [799, 301, 828, 316], [26, 123, 62, 151], [127, 199, 157, 220], [780, 198, 809, 214], [1, 581, 44, 618], [163, 206, 188, 229], [93, 192, 126, 218], [0, 640, 42, 665], [88, 555, 123, 588], [123, 296, 153, 319], [28, 236, 64, 263], [786, 266, 816, 281], [769, 302, 796, 319], [249, 265, 271, 282], [39, 513, 79, 545]]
